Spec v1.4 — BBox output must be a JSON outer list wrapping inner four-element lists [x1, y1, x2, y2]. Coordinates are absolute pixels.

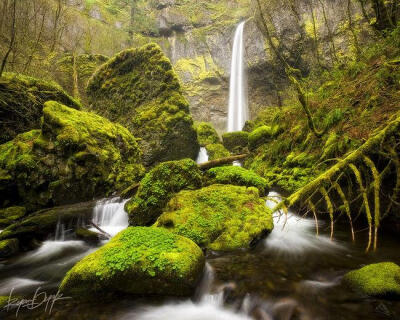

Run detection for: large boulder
[[222, 131, 249, 154], [204, 166, 269, 196], [343, 262, 400, 298], [60, 227, 205, 297], [126, 159, 202, 226], [86, 43, 199, 166], [0, 73, 82, 144], [0, 101, 144, 211], [155, 185, 273, 251], [205, 143, 230, 161], [195, 122, 220, 147]]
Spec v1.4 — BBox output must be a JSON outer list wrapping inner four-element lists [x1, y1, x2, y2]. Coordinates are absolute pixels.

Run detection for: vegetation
[[60, 227, 205, 297], [205, 143, 231, 161], [222, 131, 249, 154], [195, 122, 221, 147]]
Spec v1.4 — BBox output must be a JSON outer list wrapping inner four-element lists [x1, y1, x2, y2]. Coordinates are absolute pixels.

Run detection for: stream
[[0, 192, 399, 319]]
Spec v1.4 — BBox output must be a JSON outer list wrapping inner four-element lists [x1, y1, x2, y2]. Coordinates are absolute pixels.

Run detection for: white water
[[264, 192, 345, 255], [196, 147, 209, 164], [227, 21, 248, 133], [91, 197, 129, 237]]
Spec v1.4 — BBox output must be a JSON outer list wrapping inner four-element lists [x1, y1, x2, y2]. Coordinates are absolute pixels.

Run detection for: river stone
[[0, 101, 144, 212], [60, 227, 205, 297], [86, 43, 199, 167], [0, 238, 19, 258], [343, 262, 400, 298], [126, 159, 203, 226], [155, 184, 273, 251]]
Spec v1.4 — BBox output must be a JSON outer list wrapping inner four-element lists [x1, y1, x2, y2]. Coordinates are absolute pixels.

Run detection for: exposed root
[[319, 187, 334, 240], [307, 199, 319, 236], [333, 182, 355, 241]]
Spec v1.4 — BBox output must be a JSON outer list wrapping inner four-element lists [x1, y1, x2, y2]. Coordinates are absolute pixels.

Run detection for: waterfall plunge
[[227, 21, 248, 132]]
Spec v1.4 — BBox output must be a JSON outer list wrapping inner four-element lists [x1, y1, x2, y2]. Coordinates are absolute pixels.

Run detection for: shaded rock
[[222, 131, 249, 154], [205, 143, 231, 161], [60, 227, 205, 297], [126, 159, 202, 226], [75, 227, 106, 244], [0, 101, 144, 211], [87, 43, 199, 166], [204, 166, 269, 196], [343, 262, 400, 298], [0, 206, 26, 228], [155, 184, 273, 251], [0, 238, 19, 258], [0, 73, 82, 144]]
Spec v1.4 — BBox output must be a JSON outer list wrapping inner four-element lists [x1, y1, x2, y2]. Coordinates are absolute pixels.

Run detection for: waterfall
[[227, 21, 248, 133], [196, 147, 209, 164]]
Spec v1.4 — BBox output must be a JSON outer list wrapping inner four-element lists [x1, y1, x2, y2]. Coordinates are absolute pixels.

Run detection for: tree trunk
[[0, 0, 16, 77], [198, 154, 248, 170]]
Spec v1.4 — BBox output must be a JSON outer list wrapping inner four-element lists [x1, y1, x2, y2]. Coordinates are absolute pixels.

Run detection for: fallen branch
[[89, 221, 112, 239], [198, 154, 248, 170]]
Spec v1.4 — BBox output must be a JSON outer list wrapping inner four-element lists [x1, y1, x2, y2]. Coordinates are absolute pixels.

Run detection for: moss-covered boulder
[[205, 143, 230, 161], [195, 122, 220, 147], [222, 131, 249, 154], [0, 73, 82, 144], [343, 262, 400, 298], [0, 238, 19, 258], [0, 206, 25, 228], [155, 185, 273, 251], [0, 201, 95, 246], [75, 227, 105, 244], [204, 166, 269, 196], [126, 159, 202, 226], [0, 101, 144, 211], [248, 125, 274, 151], [60, 227, 205, 297], [54, 53, 108, 104], [87, 43, 199, 166]]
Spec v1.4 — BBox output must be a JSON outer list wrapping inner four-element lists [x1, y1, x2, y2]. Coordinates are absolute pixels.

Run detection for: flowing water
[[227, 21, 248, 132], [196, 147, 209, 164], [1, 192, 400, 319]]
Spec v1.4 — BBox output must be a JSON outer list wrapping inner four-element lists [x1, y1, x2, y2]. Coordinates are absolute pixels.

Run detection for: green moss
[[75, 227, 103, 243], [0, 101, 144, 211], [0, 73, 82, 144], [155, 184, 273, 251], [60, 227, 205, 297], [222, 131, 249, 154], [195, 122, 220, 146], [205, 143, 230, 161], [126, 159, 202, 226], [0, 206, 25, 228], [248, 125, 282, 151], [0, 296, 9, 308], [343, 262, 400, 298], [204, 166, 269, 196], [0, 238, 19, 258], [87, 43, 199, 166]]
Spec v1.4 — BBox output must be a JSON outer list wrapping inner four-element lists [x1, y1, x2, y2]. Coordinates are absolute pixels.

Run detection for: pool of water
[[1, 193, 399, 320]]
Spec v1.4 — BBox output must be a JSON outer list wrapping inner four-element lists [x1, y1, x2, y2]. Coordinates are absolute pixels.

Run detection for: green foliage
[[0, 73, 81, 144], [87, 43, 199, 166], [205, 143, 230, 161], [194, 122, 220, 147], [126, 159, 203, 226], [222, 131, 249, 154], [155, 184, 273, 251], [204, 166, 270, 196], [60, 227, 205, 297], [343, 262, 400, 298], [0, 101, 144, 211]]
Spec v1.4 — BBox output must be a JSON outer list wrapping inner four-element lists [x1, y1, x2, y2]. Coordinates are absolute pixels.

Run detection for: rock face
[[86, 43, 199, 167], [155, 184, 273, 251], [0, 73, 82, 144], [60, 227, 205, 297], [343, 262, 400, 298], [126, 159, 203, 226], [0, 101, 144, 211]]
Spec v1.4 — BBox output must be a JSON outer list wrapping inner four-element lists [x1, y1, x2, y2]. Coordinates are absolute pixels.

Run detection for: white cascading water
[[227, 21, 248, 133], [196, 147, 209, 164]]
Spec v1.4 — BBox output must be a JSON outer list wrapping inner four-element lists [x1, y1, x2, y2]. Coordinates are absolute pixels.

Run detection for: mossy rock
[[75, 227, 105, 244], [248, 125, 275, 151], [343, 262, 400, 298], [0, 238, 19, 258], [0, 296, 9, 308], [222, 131, 249, 154], [126, 159, 202, 226], [60, 227, 205, 298], [54, 54, 109, 104], [0, 206, 25, 228], [0, 73, 82, 144], [0, 201, 95, 247], [0, 101, 144, 211], [87, 43, 199, 167], [204, 166, 269, 196], [155, 184, 273, 251], [195, 122, 220, 147], [205, 143, 230, 161]]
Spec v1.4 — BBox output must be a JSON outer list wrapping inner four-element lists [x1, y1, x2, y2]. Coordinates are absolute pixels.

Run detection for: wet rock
[[75, 227, 106, 244], [60, 227, 205, 298], [0, 206, 26, 228], [0, 238, 19, 258]]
